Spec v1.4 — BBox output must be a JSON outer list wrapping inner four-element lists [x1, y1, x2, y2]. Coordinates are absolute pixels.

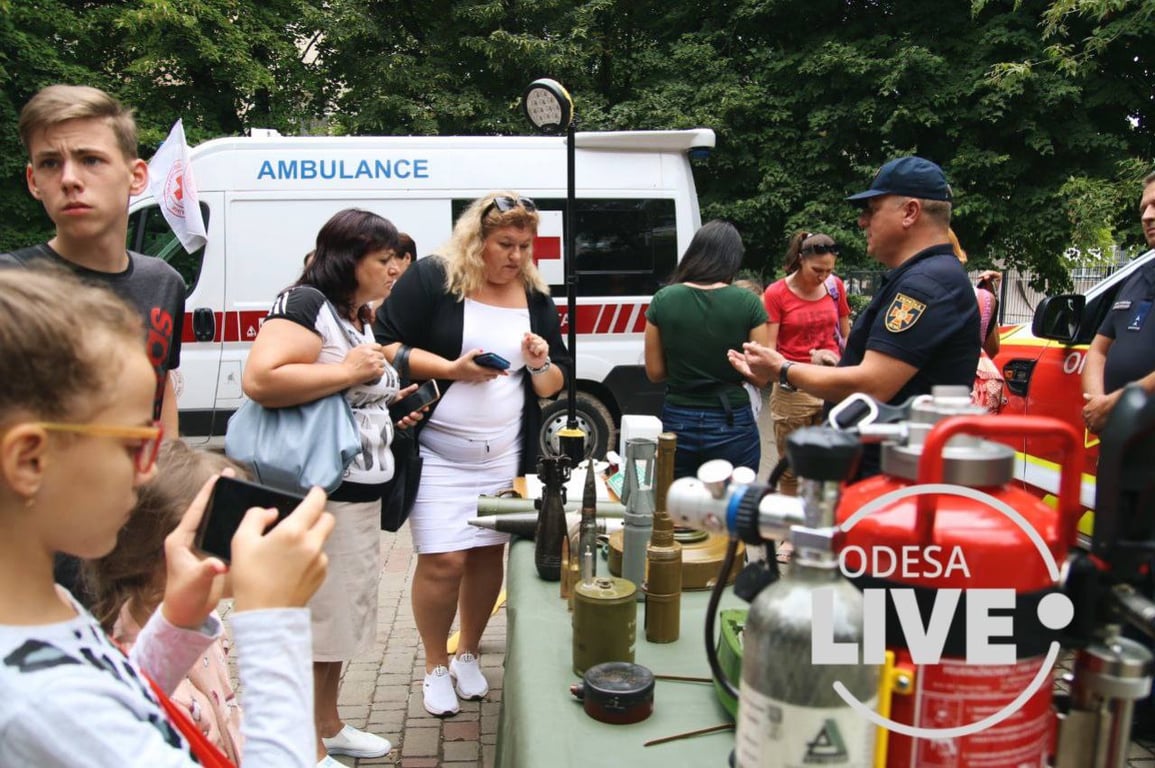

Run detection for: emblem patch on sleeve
[[885, 293, 927, 333]]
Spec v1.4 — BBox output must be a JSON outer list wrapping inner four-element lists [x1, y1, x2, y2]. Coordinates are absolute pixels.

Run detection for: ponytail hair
[[784, 231, 837, 274], [784, 231, 810, 274]]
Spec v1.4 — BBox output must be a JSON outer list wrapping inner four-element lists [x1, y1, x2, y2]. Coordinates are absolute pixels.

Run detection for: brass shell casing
[[645, 432, 683, 643]]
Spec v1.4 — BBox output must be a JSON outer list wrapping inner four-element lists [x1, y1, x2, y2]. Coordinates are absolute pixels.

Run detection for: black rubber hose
[[705, 535, 742, 701], [766, 455, 789, 493]]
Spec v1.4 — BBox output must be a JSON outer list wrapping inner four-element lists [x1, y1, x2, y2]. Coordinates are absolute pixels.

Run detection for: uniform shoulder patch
[[885, 293, 927, 333]]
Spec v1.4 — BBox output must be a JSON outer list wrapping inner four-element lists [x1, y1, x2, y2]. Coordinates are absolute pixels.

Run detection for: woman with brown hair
[[243, 208, 422, 765], [762, 231, 851, 495]]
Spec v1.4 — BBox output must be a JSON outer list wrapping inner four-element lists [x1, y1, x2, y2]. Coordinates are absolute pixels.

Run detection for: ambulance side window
[[126, 202, 210, 294], [573, 199, 677, 296]]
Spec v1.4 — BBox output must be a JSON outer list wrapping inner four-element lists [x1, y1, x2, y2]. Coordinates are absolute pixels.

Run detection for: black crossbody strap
[[393, 344, 413, 386]]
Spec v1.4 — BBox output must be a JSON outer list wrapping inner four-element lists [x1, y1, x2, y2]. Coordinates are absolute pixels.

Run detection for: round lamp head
[[521, 78, 573, 133]]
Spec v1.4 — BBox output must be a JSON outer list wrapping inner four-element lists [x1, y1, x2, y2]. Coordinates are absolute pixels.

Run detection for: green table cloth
[[496, 538, 742, 768]]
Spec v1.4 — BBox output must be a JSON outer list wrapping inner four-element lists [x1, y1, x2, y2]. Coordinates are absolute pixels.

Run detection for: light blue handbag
[[225, 296, 361, 494]]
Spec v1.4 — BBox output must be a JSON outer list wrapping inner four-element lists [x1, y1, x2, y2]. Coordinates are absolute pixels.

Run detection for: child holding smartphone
[[86, 441, 250, 764], [0, 269, 334, 767]]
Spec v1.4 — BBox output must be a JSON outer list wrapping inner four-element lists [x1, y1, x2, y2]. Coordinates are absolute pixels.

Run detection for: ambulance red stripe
[[182, 303, 652, 344]]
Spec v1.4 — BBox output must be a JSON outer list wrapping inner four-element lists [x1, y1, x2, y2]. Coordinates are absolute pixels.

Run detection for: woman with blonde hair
[[375, 192, 570, 717]]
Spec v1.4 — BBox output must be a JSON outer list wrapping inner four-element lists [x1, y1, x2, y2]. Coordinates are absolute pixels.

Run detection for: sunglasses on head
[[801, 243, 839, 256], [482, 195, 537, 220]]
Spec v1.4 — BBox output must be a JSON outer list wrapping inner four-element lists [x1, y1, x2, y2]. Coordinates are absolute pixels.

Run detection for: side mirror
[[1032, 294, 1085, 343]]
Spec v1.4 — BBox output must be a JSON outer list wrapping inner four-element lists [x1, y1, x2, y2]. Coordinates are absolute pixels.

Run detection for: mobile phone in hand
[[473, 351, 511, 370], [388, 379, 441, 421], [196, 476, 305, 563]]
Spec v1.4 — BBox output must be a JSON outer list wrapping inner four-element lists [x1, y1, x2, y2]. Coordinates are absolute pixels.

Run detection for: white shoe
[[321, 723, 391, 758], [450, 652, 490, 700], [317, 756, 345, 767], [423, 665, 460, 716]]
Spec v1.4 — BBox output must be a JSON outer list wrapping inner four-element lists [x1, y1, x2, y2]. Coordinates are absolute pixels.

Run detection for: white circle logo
[[832, 483, 1073, 739]]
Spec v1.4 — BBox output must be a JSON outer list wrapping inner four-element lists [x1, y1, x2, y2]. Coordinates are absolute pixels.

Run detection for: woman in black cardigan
[[374, 192, 570, 717]]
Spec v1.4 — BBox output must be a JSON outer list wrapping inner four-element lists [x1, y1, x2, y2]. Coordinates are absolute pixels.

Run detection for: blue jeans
[[660, 403, 761, 480]]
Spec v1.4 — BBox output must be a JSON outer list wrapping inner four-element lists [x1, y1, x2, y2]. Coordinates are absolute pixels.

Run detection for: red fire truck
[[994, 247, 1155, 531]]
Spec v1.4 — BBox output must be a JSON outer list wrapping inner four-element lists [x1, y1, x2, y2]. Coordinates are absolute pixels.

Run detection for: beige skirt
[[309, 498, 382, 662]]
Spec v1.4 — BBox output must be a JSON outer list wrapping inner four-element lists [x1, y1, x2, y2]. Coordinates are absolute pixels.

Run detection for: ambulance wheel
[[539, 394, 616, 461]]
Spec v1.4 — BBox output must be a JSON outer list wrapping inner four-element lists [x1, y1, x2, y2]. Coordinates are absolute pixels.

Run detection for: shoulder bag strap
[[976, 288, 995, 341], [393, 344, 413, 387], [825, 276, 845, 350]]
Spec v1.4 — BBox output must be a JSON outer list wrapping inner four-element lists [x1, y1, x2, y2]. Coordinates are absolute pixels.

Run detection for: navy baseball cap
[[846, 156, 953, 203]]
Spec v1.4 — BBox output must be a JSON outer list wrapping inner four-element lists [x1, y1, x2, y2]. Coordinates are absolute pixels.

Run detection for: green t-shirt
[[646, 283, 768, 408]]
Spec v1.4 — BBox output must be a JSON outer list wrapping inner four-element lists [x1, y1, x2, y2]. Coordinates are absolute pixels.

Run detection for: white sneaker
[[423, 665, 460, 716], [321, 723, 391, 758], [450, 652, 490, 700], [317, 757, 345, 768]]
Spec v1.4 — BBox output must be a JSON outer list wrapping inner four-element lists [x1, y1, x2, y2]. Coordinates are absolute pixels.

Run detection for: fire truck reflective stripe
[[997, 334, 1059, 349], [1013, 452, 1097, 510], [182, 304, 651, 343]]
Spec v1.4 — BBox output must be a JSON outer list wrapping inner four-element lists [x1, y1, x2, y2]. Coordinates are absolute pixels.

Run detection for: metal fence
[[994, 265, 1124, 325]]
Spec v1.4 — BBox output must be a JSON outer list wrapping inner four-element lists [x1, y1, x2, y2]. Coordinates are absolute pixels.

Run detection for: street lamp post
[[521, 78, 586, 463]]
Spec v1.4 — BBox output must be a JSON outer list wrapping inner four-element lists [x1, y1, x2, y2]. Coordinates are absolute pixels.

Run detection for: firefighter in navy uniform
[[730, 156, 980, 477], [1082, 171, 1155, 435]]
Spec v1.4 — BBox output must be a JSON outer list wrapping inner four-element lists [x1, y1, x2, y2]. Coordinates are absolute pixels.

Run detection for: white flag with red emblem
[[145, 119, 206, 253]]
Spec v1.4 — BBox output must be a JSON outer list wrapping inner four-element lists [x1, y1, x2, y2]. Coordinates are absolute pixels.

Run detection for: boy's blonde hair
[[19, 84, 139, 160]]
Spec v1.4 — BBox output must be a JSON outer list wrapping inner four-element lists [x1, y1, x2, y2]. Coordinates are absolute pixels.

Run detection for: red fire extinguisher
[[836, 410, 1083, 768]]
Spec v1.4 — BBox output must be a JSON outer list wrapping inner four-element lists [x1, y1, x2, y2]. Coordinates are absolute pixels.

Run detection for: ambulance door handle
[[192, 307, 216, 342], [1002, 359, 1035, 397]]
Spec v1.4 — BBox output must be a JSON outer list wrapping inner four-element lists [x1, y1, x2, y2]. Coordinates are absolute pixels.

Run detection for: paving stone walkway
[[327, 531, 504, 768]]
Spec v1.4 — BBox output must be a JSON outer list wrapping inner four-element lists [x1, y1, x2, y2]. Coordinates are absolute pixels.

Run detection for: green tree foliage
[[1, 0, 1151, 292], [311, 0, 1155, 287], [0, 0, 323, 251]]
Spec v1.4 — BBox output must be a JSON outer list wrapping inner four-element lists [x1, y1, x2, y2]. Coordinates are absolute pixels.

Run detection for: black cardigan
[[373, 255, 572, 475]]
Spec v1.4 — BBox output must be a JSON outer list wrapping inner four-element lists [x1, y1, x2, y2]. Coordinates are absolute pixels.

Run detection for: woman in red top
[[762, 231, 851, 495]]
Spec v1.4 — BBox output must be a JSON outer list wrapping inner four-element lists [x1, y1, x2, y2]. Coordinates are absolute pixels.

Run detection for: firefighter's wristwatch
[[779, 361, 797, 392]]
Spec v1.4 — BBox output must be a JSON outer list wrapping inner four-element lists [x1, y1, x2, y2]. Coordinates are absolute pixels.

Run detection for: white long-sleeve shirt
[[0, 594, 314, 767]]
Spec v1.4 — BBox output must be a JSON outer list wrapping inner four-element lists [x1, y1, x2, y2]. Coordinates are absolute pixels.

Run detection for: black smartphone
[[474, 351, 511, 370], [196, 476, 305, 563], [388, 379, 441, 421]]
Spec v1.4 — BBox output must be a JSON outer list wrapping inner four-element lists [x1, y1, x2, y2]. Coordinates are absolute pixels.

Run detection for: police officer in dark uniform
[[1082, 171, 1155, 433], [730, 156, 980, 476]]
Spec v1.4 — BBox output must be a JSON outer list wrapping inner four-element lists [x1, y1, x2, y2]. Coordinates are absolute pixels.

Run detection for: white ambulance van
[[127, 129, 715, 457]]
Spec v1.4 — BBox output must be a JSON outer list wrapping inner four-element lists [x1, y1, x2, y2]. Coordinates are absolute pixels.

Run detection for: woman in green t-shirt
[[643, 220, 769, 478]]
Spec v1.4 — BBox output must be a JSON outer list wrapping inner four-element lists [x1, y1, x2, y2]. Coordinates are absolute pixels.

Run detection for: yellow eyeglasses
[[36, 421, 164, 473]]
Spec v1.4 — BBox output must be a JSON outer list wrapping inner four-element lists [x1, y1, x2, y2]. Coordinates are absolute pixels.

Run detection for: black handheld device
[[388, 379, 441, 421], [473, 351, 511, 370], [196, 476, 305, 563]]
